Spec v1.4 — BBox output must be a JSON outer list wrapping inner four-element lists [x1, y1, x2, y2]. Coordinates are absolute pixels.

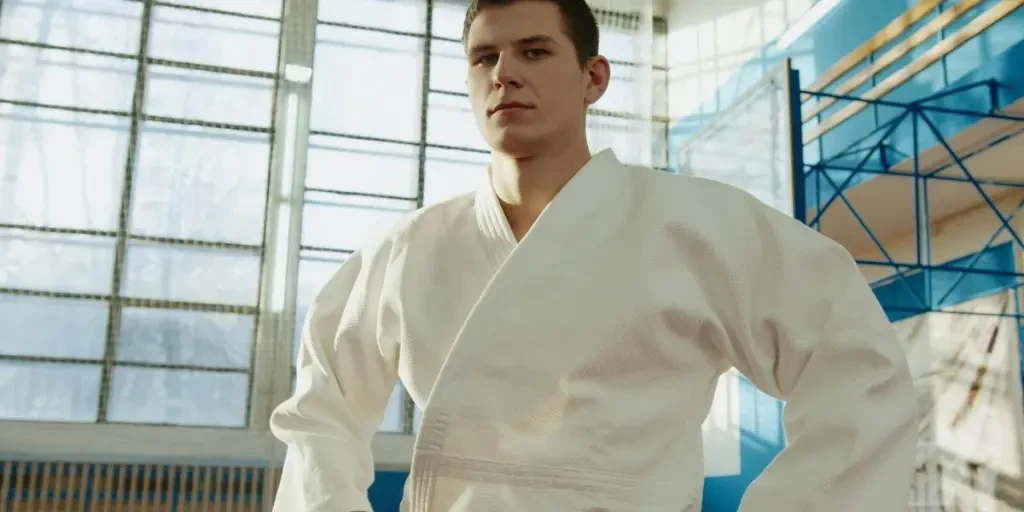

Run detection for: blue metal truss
[[789, 77, 1024, 399], [795, 79, 1024, 317]]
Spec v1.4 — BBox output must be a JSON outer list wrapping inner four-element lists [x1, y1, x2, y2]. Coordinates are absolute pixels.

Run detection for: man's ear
[[583, 55, 611, 106]]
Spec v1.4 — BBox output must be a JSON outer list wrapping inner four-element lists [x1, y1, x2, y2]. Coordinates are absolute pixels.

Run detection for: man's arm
[[720, 198, 918, 511], [270, 245, 400, 512]]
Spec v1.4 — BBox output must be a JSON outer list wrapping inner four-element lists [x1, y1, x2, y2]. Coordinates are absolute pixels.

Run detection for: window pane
[[121, 242, 261, 306], [653, 68, 668, 118], [0, 228, 114, 295], [426, 92, 486, 151], [0, 294, 108, 359], [588, 115, 649, 167], [144, 65, 275, 128], [301, 192, 416, 252], [118, 308, 254, 369], [380, 384, 405, 433], [429, 38, 467, 94], [431, 2, 469, 41], [131, 122, 271, 246], [318, 0, 426, 34], [653, 26, 667, 69], [596, 63, 641, 114], [305, 135, 419, 199], [311, 26, 423, 142], [423, 147, 488, 206], [297, 254, 347, 308], [294, 252, 347, 361], [0, 106, 129, 231], [600, 28, 640, 64], [149, 5, 280, 73], [168, 0, 283, 19], [0, 360, 101, 422], [0, 0, 143, 54], [653, 120, 668, 169], [107, 367, 248, 427], [0, 45, 136, 112]]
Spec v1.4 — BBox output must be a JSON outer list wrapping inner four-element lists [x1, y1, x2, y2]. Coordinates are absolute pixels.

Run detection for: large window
[[0, 0, 667, 462], [0, 0, 281, 430]]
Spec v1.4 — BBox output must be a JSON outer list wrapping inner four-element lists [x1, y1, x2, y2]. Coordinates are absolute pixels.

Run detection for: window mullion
[[248, 0, 319, 444]]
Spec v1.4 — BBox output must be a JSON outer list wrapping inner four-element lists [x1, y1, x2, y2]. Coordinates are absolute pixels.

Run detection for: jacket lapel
[[409, 149, 629, 509]]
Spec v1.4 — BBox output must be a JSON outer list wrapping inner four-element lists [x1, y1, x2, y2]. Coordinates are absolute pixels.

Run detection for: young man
[[270, 0, 919, 510]]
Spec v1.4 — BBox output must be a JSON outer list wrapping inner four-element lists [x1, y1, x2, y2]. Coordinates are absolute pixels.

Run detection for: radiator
[[1, 461, 280, 511]]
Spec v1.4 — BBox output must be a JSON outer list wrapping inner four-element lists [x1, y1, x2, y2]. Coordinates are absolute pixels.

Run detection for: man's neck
[[489, 140, 593, 241]]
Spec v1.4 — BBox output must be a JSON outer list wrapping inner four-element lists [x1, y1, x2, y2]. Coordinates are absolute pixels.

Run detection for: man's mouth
[[489, 101, 533, 115]]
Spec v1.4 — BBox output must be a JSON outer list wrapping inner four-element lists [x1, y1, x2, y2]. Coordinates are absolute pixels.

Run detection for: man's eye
[[476, 54, 498, 65], [524, 49, 548, 58]]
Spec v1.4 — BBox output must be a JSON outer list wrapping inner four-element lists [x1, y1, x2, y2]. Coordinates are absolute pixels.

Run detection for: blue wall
[[368, 471, 407, 511], [872, 241, 1017, 322], [669, 0, 1024, 183], [701, 377, 784, 511]]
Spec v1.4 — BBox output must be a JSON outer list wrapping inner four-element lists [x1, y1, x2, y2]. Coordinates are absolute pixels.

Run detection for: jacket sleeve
[[269, 242, 400, 512], [717, 196, 919, 512]]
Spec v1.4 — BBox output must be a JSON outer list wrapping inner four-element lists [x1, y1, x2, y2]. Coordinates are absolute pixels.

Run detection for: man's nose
[[491, 53, 523, 89]]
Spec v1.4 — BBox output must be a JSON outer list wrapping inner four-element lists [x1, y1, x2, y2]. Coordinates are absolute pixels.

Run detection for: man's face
[[464, 1, 609, 156]]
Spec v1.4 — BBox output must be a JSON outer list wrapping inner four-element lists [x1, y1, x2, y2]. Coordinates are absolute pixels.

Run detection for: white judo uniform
[[270, 149, 918, 511]]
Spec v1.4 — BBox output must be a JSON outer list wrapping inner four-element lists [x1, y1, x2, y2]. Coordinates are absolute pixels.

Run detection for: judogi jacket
[[270, 149, 918, 511]]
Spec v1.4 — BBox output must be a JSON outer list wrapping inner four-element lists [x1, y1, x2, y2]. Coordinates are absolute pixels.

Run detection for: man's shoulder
[[637, 167, 759, 204], [623, 166, 767, 220], [624, 166, 821, 249], [365, 190, 478, 252], [401, 190, 477, 233]]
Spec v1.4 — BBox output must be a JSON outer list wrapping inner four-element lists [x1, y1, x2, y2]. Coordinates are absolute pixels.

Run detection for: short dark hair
[[462, 0, 600, 67]]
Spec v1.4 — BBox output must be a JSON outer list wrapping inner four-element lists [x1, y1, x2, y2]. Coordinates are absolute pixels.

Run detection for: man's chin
[[488, 129, 549, 157]]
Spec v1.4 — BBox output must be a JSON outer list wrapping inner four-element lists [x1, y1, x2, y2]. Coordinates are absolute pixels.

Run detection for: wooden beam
[[801, 0, 944, 100], [802, 0, 984, 123], [803, 0, 1024, 145]]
